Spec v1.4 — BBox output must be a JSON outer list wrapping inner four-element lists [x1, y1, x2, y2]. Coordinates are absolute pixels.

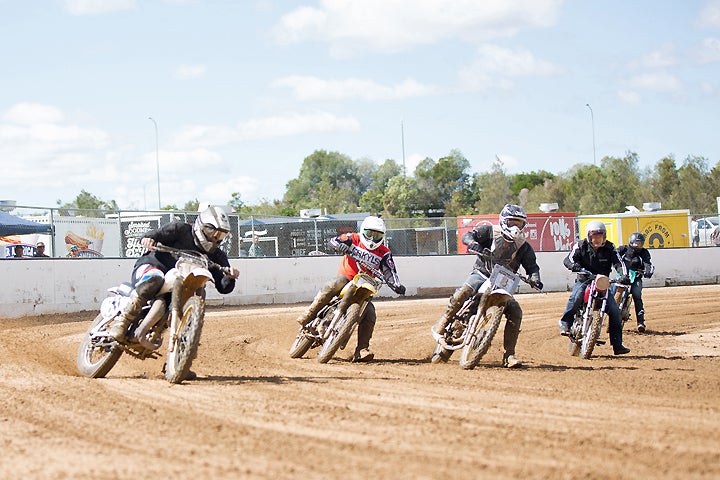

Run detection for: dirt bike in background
[[430, 249, 541, 369], [613, 270, 638, 328], [289, 254, 386, 363], [77, 244, 232, 383], [567, 270, 620, 359]]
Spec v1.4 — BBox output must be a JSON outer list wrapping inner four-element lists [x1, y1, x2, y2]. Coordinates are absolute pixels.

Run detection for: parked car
[[697, 216, 720, 246]]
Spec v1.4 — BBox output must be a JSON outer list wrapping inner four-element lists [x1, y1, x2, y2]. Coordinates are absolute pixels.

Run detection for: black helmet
[[628, 232, 645, 251]]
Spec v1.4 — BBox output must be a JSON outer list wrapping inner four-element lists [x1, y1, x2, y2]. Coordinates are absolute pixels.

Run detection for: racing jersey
[[329, 233, 401, 287]]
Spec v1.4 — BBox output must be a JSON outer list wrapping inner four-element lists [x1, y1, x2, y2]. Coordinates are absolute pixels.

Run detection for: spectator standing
[[33, 242, 50, 257], [248, 235, 266, 257]]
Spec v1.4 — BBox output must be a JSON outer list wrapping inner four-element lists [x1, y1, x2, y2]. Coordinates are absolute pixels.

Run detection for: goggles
[[506, 218, 526, 229], [202, 225, 229, 243], [363, 229, 385, 242], [588, 230, 605, 238]]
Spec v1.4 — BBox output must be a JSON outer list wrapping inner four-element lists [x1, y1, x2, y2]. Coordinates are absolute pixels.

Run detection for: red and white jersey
[[331, 232, 399, 285]]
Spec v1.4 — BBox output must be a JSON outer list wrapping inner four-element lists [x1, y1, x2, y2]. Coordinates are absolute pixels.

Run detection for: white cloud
[[63, 0, 137, 15], [272, 0, 563, 55], [697, 0, 720, 28], [171, 112, 360, 148], [626, 72, 682, 93], [636, 49, 675, 69], [617, 90, 641, 105], [199, 176, 260, 205], [176, 64, 207, 79], [2, 103, 65, 124], [458, 44, 559, 90], [271, 75, 439, 101], [697, 37, 720, 64]]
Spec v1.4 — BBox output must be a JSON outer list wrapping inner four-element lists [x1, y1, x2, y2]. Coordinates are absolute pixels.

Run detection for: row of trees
[[60, 149, 720, 218]]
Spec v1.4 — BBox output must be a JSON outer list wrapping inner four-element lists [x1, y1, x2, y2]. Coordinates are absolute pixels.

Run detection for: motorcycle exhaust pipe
[[134, 298, 167, 350]]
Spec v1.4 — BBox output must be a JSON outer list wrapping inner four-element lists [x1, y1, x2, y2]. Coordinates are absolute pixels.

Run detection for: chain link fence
[[2, 205, 718, 258]]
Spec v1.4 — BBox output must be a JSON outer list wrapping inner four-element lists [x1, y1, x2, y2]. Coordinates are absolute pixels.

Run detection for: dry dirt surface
[[1, 285, 719, 479]]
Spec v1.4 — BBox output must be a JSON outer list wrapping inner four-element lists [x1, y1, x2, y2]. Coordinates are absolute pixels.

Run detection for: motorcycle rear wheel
[[164, 295, 205, 383], [458, 306, 503, 370], [77, 313, 123, 378], [580, 310, 603, 359], [317, 303, 361, 363], [289, 327, 315, 358]]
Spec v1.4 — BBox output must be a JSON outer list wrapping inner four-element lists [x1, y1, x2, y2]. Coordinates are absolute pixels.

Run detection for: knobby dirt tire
[[317, 303, 361, 363], [77, 313, 123, 378], [289, 329, 315, 358], [164, 295, 205, 383], [580, 310, 603, 359], [458, 306, 503, 370]]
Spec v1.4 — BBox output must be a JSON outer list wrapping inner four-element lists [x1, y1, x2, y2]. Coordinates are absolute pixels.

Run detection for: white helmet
[[193, 206, 231, 253], [359, 216, 386, 250], [585, 220, 607, 244], [499, 204, 527, 241]]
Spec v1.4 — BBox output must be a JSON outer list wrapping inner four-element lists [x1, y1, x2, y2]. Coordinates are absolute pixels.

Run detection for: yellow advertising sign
[[578, 210, 690, 249]]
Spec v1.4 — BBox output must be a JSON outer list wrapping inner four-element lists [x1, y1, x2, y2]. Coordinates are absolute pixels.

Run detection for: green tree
[[473, 160, 513, 214], [58, 190, 119, 216], [673, 155, 714, 213]]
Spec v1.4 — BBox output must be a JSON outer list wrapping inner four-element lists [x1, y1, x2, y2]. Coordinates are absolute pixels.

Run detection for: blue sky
[[1, 0, 719, 211]]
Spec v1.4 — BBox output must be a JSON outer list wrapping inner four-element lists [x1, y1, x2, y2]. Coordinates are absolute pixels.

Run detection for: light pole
[[400, 120, 406, 176], [585, 104, 596, 165], [148, 117, 161, 209]]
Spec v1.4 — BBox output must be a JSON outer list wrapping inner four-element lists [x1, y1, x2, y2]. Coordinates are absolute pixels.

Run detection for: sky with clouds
[[1, 0, 719, 210]]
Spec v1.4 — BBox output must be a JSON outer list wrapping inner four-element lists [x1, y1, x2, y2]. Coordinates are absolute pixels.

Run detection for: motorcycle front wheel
[[317, 303, 361, 363], [580, 310, 604, 359], [77, 313, 123, 378], [458, 306, 504, 370], [164, 295, 205, 383], [289, 327, 316, 358]]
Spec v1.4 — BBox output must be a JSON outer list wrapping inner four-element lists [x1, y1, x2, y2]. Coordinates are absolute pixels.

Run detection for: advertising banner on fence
[[457, 213, 577, 253]]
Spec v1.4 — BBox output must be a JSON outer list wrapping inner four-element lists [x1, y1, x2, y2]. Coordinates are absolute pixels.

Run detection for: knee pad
[[134, 270, 164, 300]]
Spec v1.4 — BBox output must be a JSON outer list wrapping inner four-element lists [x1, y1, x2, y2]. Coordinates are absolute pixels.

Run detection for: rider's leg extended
[[606, 295, 630, 355], [502, 299, 523, 368], [433, 275, 480, 334], [109, 265, 164, 342], [631, 279, 645, 331], [295, 276, 348, 327], [353, 302, 376, 362]]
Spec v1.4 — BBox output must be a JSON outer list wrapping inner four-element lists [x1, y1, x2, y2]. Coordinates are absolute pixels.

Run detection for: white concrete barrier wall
[[1, 249, 719, 318]]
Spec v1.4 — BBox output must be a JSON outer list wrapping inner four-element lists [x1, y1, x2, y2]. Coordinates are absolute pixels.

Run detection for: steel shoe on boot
[[352, 348, 374, 363], [502, 354, 521, 368], [613, 345, 631, 355], [558, 320, 571, 336]]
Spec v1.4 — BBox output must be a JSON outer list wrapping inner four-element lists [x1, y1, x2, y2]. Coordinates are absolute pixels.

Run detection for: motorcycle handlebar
[[467, 247, 542, 291], [153, 243, 232, 275]]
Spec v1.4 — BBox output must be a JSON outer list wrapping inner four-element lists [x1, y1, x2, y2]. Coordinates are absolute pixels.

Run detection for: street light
[[148, 117, 161, 209], [585, 104, 596, 165]]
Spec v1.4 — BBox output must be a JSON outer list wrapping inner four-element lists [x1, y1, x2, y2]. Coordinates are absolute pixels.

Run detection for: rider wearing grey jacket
[[432, 204, 542, 368]]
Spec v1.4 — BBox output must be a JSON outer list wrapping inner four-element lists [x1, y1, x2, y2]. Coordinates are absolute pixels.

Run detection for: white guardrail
[[1, 248, 719, 318]]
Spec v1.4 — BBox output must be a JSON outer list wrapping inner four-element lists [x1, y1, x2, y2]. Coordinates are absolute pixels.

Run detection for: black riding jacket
[[617, 245, 654, 277], [135, 221, 235, 294], [563, 239, 627, 279], [462, 225, 541, 283]]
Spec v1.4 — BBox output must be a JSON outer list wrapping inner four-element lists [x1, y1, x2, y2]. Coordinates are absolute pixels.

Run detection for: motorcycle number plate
[[488, 264, 520, 293]]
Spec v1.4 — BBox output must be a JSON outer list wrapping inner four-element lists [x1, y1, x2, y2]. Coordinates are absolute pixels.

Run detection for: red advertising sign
[[457, 213, 577, 253]]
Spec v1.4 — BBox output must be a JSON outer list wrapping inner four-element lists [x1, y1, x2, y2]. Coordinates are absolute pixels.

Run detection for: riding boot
[[295, 277, 347, 327], [502, 299, 522, 363], [433, 284, 474, 335], [353, 303, 376, 362], [636, 309, 646, 332], [109, 293, 146, 342]]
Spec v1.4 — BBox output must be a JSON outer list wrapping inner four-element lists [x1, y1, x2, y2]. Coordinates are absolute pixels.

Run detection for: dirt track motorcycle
[[430, 250, 539, 370], [77, 244, 232, 383], [289, 254, 386, 363], [567, 270, 621, 359], [613, 270, 638, 328]]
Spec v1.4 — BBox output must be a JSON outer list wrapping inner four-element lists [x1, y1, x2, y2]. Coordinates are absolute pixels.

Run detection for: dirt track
[[1, 285, 719, 479]]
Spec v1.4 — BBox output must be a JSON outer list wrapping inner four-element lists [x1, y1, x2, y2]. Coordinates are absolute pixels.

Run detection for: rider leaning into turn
[[616, 232, 655, 333], [295, 215, 406, 363], [109, 205, 240, 344], [558, 220, 631, 355], [431, 204, 543, 368]]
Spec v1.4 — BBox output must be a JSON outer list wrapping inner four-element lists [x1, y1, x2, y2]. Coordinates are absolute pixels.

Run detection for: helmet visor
[[202, 225, 229, 244], [363, 229, 385, 243]]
